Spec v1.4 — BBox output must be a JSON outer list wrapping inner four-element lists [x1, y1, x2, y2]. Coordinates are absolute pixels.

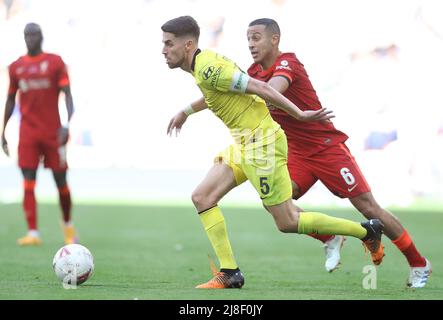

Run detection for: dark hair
[[249, 18, 280, 35], [161, 16, 200, 39], [24, 22, 42, 34]]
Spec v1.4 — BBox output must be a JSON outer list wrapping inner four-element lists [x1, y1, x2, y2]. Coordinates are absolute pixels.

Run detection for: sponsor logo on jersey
[[203, 66, 215, 80], [275, 65, 292, 71], [280, 60, 289, 66], [18, 78, 51, 92], [204, 66, 222, 88]]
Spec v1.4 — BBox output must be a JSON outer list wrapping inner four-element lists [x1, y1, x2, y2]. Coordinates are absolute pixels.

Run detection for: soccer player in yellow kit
[[162, 16, 385, 289]]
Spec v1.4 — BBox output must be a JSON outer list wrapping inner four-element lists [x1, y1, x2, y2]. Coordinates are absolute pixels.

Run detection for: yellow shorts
[[215, 129, 292, 206]]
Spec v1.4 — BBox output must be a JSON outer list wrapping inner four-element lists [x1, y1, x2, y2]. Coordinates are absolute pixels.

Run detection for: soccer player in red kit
[[1, 23, 77, 246], [246, 18, 430, 288]]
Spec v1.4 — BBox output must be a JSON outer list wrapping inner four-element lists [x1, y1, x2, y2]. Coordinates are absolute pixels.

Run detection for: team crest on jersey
[[280, 60, 289, 66], [40, 61, 49, 73]]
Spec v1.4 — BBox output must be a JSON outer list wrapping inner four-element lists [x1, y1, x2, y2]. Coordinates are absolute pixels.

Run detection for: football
[[52, 244, 94, 286]]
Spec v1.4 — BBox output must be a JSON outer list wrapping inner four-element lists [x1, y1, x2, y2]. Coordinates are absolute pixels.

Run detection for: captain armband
[[229, 71, 249, 93]]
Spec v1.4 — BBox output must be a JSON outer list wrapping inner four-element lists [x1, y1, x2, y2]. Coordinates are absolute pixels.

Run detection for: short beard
[[170, 54, 187, 69]]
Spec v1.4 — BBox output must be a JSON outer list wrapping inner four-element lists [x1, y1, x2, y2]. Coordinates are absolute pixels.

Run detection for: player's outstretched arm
[[246, 77, 334, 122], [167, 97, 208, 136], [1, 93, 16, 156]]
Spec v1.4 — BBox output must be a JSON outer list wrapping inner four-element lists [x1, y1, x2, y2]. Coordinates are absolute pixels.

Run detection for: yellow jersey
[[191, 49, 281, 145]]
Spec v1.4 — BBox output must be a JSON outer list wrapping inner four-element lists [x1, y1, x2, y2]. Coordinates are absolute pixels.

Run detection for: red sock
[[392, 230, 426, 267], [308, 233, 335, 243], [23, 179, 37, 230], [58, 184, 72, 223]]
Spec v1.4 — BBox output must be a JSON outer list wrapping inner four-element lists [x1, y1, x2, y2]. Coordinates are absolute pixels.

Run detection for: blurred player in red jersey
[[246, 18, 431, 288], [1, 23, 78, 246]]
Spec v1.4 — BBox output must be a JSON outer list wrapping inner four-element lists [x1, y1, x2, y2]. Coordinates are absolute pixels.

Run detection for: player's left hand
[[167, 111, 188, 137], [58, 126, 69, 145], [1, 135, 9, 156], [299, 108, 335, 122]]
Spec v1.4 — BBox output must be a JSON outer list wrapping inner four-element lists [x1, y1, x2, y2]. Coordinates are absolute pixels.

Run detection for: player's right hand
[[1, 135, 9, 156], [167, 111, 188, 137], [57, 126, 70, 145], [299, 108, 335, 122]]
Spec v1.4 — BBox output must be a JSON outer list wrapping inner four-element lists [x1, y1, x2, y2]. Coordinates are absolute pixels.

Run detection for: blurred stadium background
[[1, 0, 442, 208]]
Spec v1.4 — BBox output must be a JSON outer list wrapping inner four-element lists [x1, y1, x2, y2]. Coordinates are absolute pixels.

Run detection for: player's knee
[[22, 169, 37, 181], [191, 190, 202, 207], [55, 178, 67, 188], [52, 171, 67, 188], [273, 219, 293, 233], [191, 189, 214, 210], [276, 223, 292, 233]]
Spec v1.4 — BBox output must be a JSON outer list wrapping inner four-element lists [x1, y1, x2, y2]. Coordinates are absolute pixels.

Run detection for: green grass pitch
[[0, 203, 442, 300]]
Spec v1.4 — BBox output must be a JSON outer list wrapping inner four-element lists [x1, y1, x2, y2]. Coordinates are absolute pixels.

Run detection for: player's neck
[[260, 50, 282, 70], [27, 48, 43, 57], [182, 48, 199, 73]]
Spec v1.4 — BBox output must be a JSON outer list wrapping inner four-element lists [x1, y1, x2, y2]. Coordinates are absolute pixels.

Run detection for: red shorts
[[18, 133, 68, 171], [288, 143, 370, 199]]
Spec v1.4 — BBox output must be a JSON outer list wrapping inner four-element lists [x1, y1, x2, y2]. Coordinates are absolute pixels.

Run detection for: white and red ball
[[53, 244, 94, 285]]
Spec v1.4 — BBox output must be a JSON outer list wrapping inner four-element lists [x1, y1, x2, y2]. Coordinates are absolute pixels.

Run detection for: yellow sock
[[298, 212, 367, 239], [199, 206, 238, 270]]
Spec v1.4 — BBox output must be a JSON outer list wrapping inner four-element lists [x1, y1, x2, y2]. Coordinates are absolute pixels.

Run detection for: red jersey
[[248, 52, 348, 156], [8, 53, 70, 138]]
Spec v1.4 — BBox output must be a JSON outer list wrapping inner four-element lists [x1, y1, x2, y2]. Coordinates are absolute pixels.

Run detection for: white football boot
[[324, 235, 346, 272], [407, 258, 432, 288]]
